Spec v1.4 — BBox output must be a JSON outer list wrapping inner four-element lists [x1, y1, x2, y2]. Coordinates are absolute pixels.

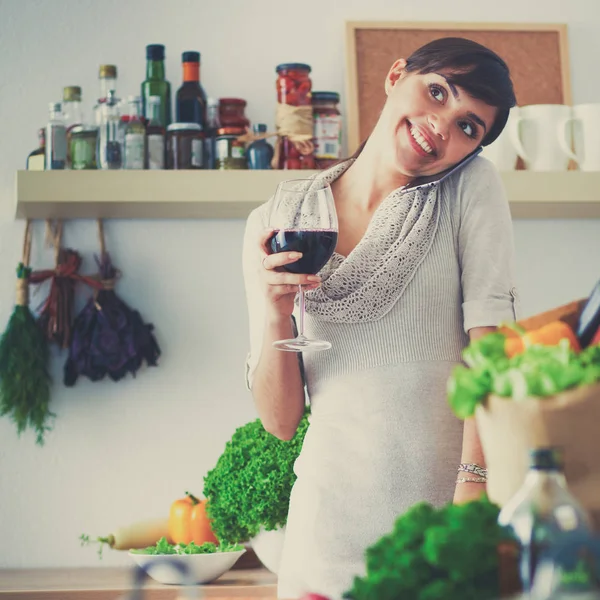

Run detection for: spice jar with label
[[70, 125, 98, 169], [312, 92, 342, 169], [275, 63, 314, 170], [215, 126, 247, 170], [218, 98, 250, 129], [167, 123, 205, 169]]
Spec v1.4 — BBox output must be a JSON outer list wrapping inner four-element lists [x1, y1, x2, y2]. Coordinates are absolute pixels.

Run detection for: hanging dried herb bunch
[[30, 220, 102, 349], [0, 221, 53, 445], [64, 219, 161, 386]]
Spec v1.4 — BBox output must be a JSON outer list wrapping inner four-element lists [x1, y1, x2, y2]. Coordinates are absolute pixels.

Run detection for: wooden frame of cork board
[[345, 21, 572, 153]]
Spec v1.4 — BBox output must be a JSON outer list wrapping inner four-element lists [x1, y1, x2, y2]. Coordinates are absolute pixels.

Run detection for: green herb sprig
[[203, 408, 310, 543]]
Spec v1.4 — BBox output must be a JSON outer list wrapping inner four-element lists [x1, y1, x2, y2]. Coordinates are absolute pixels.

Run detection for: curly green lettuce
[[448, 336, 600, 420], [203, 409, 310, 543], [345, 497, 512, 600]]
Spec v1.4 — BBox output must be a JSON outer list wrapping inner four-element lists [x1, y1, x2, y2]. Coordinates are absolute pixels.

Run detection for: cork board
[[345, 22, 571, 152]]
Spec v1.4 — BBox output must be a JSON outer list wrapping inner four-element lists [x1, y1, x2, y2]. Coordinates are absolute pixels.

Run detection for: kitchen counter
[[0, 567, 277, 599]]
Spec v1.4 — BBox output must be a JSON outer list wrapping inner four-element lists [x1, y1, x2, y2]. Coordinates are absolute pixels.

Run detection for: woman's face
[[378, 59, 498, 178]]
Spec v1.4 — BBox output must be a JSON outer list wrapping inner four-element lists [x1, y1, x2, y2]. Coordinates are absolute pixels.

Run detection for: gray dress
[[242, 156, 519, 600]]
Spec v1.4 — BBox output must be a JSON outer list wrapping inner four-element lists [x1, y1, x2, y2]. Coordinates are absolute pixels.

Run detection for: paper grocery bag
[[476, 382, 600, 531]]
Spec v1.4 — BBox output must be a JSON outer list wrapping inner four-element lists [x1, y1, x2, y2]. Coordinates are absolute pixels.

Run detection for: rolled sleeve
[[458, 159, 519, 333]]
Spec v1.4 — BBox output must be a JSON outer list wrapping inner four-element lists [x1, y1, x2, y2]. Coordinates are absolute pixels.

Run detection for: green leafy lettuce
[[203, 409, 310, 543], [448, 334, 600, 419], [130, 536, 243, 555], [344, 497, 512, 600]]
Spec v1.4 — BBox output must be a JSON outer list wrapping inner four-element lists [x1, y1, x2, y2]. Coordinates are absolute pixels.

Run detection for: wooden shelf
[[14, 170, 600, 220]]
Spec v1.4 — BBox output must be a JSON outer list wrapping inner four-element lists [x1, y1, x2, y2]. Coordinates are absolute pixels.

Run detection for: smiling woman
[[243, 37, 519, 600]]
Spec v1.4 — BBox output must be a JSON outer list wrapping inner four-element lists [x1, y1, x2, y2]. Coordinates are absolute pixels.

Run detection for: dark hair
[[404, 37, 516, 146]]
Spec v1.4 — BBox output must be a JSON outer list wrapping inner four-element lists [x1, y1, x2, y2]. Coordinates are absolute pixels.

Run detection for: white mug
[[571, 103, 600, 171], [509, 104, 578, 171], [480, 106, 521, 171]]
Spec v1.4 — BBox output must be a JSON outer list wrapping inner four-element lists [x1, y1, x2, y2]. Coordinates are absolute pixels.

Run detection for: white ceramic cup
[[509, 104, 578, 171], [571, 103, 600, 171], [480, 106, 521, 171]]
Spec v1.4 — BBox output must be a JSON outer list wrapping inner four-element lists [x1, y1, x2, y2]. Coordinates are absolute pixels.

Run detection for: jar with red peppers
[[312, 92, 342, 169], [275, 63, 315, 170], [219, 98, 250, 129]]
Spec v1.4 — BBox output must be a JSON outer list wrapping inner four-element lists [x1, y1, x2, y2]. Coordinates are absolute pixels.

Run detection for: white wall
[[0, 0, 599, 569]]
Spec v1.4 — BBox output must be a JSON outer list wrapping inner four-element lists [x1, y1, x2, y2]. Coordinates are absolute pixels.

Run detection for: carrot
[[504, 321, 581, 358], [80, 517, 172, 558]]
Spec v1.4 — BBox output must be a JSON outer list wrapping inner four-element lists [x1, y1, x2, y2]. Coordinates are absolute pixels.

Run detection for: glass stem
[[298, 285, 305, 338]]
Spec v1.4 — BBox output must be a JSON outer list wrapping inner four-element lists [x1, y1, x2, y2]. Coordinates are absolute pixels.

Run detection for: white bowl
[[128, 549, 246, 585], [249, 527, 286, 574]]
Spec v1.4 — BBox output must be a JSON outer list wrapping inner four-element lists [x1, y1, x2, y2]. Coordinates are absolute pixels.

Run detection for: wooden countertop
[[0, 566, 277, 599]]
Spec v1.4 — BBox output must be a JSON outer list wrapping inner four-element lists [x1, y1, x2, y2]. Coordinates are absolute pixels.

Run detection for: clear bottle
[[45, 102, 67, 170], [499, 447, 594, 594], [63, 86, 84, 131], [97, 89, 122, 169], [94, 65, 118, 126], [123, 96, 146, 170], [141, 44, 171, 128], [145, 95, 165, 170], [26, 128, 46, 170], [205, 97, 220, 169]]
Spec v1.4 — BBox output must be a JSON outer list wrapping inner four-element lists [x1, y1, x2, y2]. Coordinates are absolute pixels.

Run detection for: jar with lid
[[215, 127, 247, 170], [218, 98, 250, 129], [275, 63, 315, 170], [166, 123, 205, 169], [312, 92, 342, 169], [70, 125, 98, 169]]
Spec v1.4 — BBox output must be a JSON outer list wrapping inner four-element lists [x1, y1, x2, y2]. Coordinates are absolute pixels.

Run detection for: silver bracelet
[[456, 477, 487, 484], [458, 463, 488, 479]]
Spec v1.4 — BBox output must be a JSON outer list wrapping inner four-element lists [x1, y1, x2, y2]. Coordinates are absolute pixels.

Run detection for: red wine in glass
[[269, 229, 338, 275], [268, 179, 338, 352]]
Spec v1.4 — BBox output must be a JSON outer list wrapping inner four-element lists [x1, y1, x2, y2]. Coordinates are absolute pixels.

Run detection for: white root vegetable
[[81, 517, 172, 557]]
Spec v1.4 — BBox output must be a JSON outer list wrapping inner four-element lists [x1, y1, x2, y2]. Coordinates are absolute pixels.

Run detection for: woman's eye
[[459, 121, 477, 139], [429, 84, 445, 103]]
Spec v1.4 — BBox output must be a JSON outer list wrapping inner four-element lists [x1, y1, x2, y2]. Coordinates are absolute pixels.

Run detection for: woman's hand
[[259, 229, 321, 320]]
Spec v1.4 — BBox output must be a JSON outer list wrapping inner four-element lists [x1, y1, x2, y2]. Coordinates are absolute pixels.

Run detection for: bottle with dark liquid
[[176, 51, 207, 129], [141, 44, 171, 128], [27, 128, 46, 170]]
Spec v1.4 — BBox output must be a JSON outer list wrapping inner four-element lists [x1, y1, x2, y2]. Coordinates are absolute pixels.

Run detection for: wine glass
[[268, 178, 338, 352]]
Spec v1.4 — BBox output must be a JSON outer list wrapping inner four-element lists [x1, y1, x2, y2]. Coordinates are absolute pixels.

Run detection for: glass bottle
[[204, 97, 220, 169], [94, 64, 118, 126], [499, 447, 594, 594], [247, 124, 274, 169], [97, 89, 122, 169], [99, 65, 117, 102], [63, 86, 84, 131], [45, 102, 67, 170], [123, 96, 146, 170], [26, 128, 46, 170], [145, 95, 165, 170], [176, 51, 207, 128], [141, 44, 171, 128]]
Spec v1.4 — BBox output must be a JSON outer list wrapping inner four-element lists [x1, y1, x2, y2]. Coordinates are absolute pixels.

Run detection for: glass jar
[[312, 92, 342, 169], [275, 63, 314, 170], [166, 123, 205, 169], [215, 127, 247, 170], [247, 124, 274, 170], [218, 98, 250, 129], [69, 125, 98, 169]]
